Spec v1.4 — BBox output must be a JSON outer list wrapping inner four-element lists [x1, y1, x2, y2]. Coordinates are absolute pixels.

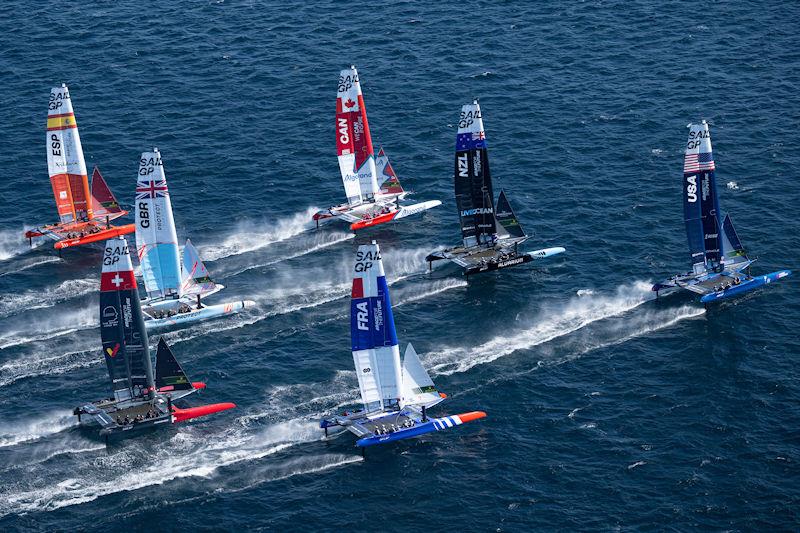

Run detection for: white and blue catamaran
[[652, 121, 791, 303], [321, 241, 486, 450], [135, 149, 255, 329], [426, 100, 565, 275]]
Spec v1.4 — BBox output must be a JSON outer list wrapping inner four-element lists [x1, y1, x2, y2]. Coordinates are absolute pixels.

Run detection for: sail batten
[[47, 85, 93, 224], [455, 101, 496, 248], [135, 149, 181, 300]]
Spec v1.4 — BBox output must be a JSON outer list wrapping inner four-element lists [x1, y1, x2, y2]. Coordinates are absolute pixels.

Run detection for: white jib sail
[[350, 241, 402, 411], [135, 148, 181, 300], [400, 343, 443, 409], [336, 66, 379, 205], [180, 238, 218, 297]]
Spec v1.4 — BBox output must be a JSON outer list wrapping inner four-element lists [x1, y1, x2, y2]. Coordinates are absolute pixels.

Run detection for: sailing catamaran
[[426, 100, 565, 275], [313, 66, 441, 231], [25, 84, 134, 250], [134, 148, 255, 329], [73, 237, 235, 439], [320, 241, 486, 450], [652, 121, 791, 303]]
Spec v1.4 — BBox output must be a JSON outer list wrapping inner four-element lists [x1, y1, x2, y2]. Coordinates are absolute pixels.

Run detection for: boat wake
[[0, 278, 96, 319], [0, 227, 44, 262], [427, 281, 657, 376], [199, 207, 322, 262], [0, 306, 97, 350], [0, 414, 337, 516], [0, 256, 61, 278], [0, 411, 77, 449], [222, 231, 355, 278]]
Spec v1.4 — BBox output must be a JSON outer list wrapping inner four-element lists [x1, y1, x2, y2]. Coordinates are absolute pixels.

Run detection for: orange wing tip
[[455, 411, 487, 424], [439, 392, 448, 399]]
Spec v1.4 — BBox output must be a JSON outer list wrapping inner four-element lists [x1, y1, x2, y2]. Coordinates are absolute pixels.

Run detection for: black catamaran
[[652, 121, 790, 303], [426, 100, 565, 275], [73, 237, 235, 439]]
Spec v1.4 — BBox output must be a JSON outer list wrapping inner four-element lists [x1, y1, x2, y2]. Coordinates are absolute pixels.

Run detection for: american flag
[[136, 180, 169, 199], [684, 152, 715, 173]]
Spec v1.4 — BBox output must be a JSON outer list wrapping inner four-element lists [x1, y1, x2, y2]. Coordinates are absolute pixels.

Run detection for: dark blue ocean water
[[0, 1, 798, 530]]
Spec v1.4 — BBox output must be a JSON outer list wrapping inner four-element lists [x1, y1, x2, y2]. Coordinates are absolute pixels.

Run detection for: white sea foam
[[428, 281, 656, 376], [199, 207, 321, 261], [224, 231, 355, 277], [0, 411, 77, 448], [0, 278, 96, 318], [0, 256, 61, 277], [0, 227, 44, 261], [0, 417, 327, 516], [0, 306, 97, 350]]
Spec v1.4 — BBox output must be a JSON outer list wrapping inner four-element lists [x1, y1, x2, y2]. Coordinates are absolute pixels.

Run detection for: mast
[[683, 121, 721, 273], [455, 100, 496, 248], [336, 65, 379, 205], [46, 84, 93, 224], [134, 148, 181, 299], [350, 241, 402, 412], [99, 237, 154, 402]]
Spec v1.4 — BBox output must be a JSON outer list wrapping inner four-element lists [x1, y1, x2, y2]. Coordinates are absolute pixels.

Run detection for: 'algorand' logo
[[461, 207, 493, 217]]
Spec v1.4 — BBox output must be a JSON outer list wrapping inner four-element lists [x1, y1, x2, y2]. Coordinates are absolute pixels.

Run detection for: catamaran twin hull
[[427, 245, 566, 276], [26, 222, 135, 250], [315, 199, 442, 231], [321, 407, 487, 448], [653, 121, 791, 303], [143, 300, 255, 330]]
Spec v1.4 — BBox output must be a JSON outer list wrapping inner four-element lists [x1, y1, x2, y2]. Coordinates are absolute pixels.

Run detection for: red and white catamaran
[[313, 66, 441, 231], [25, 84, 134, 250]]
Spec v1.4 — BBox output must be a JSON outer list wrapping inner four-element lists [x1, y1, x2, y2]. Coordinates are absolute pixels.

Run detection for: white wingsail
[[400, 343, 444, 409], [180, 238, 219, 297], [336, 66, 380, 205], [350, 242, 402, 412], [134, 149, 181, 300], [47, 84, 92, 224]]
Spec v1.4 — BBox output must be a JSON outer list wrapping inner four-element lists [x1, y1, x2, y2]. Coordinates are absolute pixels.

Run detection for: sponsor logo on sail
[[102, 305, 119, 327], [461, 207, 493, 217], [103, 243, 129, 266]]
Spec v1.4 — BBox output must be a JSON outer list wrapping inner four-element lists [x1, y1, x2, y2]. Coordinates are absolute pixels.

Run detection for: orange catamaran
[[25, 84, 134, 250]]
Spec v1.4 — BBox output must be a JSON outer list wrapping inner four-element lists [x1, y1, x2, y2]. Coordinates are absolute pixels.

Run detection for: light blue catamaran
[[652, 121, 790, 303], [135, 148, 255, 329]]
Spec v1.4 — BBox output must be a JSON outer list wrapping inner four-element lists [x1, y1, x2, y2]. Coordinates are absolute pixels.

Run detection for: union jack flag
[[472, 131, 485, 141], [684, 152, 715, 173], [136, 180, 169, 199]]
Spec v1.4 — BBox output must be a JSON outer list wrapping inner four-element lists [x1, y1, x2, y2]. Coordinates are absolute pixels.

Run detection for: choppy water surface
[[0, 1, 797, 530]]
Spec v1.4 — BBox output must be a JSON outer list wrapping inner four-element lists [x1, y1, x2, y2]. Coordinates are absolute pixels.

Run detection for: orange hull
[[53, 223, 135, 249], [350, 211, 398, 231]]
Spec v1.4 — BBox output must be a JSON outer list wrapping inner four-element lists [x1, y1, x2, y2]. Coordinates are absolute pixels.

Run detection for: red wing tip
[[456, 411, 487, 423], [191, 382, 207, 390]]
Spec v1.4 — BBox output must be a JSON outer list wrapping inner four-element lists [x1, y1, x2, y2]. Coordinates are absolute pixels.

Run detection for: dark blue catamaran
[[652, 121, 791, 303]]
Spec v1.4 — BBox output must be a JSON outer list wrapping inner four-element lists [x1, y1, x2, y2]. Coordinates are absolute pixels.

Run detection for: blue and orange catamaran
[[321, 241, 486, 452], [652, 121, 791, 303], [26, 84, 134, 250]]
